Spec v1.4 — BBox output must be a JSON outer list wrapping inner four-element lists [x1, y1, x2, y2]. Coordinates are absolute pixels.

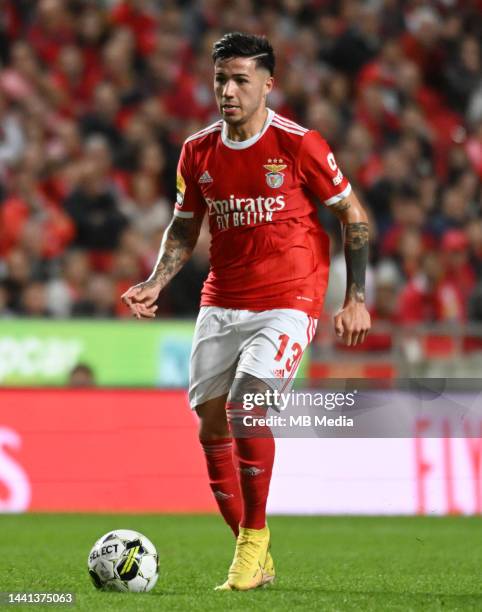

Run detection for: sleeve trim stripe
[[273, 114, 308, 132], [324, 183, 352, 206], [184, 125, 222, 144], [272, 121, 306, 136], [174, 210, 194, 218]]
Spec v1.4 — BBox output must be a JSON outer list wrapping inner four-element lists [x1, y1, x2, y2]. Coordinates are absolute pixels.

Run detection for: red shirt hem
[[200, 295, 323, 318]]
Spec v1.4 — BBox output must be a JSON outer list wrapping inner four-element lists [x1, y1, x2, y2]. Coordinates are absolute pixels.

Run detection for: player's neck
[[225, 107, 268, 142]]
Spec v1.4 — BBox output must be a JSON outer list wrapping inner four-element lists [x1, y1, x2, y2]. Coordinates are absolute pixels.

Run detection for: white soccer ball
[[87, 529, 159, 593]]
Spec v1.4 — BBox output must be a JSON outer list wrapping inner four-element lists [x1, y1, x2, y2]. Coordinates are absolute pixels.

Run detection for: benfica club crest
[[263, 158, 287, 188]]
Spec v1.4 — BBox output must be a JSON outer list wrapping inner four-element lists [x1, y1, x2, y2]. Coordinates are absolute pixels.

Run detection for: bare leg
[[195, 394, 230, 441]]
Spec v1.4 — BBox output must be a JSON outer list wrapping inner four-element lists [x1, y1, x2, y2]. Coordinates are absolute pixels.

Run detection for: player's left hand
[[334, 301, 371, 347]]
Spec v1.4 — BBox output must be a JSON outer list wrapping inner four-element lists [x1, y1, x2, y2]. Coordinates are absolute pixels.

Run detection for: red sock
[[227, 402, 275, 530], [200, 438, 241, 537]]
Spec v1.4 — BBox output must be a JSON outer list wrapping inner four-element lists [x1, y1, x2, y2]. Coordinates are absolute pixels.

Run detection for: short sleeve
[[174, 142, 205, 219], [298, 130, 351, 206]]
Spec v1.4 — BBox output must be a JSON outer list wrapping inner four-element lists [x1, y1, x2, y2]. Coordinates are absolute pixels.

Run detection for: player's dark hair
[[212, 32, 275, 75]]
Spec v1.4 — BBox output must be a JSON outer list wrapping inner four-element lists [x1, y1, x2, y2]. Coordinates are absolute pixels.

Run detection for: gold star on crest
[[264, 157, 287, 173]]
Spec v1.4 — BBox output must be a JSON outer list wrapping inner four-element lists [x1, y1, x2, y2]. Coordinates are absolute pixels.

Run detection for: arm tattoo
[[343, 222, 369, 303], [147, 216, 200, 287]]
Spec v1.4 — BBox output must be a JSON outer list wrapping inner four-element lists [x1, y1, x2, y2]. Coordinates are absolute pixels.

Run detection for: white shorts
[[189, 306, 318, 409]]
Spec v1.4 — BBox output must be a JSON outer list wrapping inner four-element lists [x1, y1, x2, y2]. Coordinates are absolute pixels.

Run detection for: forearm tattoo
[[343, 222, 369, 303], [148, 217, 199, 286]]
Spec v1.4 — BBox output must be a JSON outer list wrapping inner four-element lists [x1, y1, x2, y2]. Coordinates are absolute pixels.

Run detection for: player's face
[[214, 57, 273, 125]]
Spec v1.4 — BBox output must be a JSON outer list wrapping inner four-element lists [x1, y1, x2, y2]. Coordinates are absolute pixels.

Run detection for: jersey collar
[[221, 108, 274, 150]]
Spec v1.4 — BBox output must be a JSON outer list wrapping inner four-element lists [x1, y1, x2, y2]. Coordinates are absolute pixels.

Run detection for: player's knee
[[196, 405, 230, 441], [198, 418, 231, 441]]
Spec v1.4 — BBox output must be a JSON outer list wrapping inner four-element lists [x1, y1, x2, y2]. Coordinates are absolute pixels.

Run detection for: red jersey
[[174, 109, 351, 317]]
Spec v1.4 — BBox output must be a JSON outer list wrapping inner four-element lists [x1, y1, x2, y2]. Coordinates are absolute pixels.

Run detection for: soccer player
[[122, 32, 371, 591]]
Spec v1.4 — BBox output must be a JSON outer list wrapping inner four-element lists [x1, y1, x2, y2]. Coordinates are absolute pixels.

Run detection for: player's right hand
[[121, 280, 161, 320]]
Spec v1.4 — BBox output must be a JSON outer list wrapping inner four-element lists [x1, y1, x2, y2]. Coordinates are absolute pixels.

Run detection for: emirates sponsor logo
[[205, 195, 286, 230]]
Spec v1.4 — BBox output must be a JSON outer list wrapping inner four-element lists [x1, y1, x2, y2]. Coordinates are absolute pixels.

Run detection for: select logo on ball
[[87, 529, 159, 593]]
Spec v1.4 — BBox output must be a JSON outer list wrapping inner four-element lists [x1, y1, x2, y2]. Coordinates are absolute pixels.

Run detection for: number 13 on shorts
[[268, 313, 317, 385], [274, 334, 303, 373]]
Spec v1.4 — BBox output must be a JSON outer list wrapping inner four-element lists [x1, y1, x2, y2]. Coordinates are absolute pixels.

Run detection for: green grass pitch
[[2, 514, 482, 611]]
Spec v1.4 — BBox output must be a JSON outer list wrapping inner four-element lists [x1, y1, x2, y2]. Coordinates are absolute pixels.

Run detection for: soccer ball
[[87, 529, 159, 592]]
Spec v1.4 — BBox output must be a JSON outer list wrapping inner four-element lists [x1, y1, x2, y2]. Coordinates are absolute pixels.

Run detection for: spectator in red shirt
[[28, 0, 75, 65], [399, 251, 466, 324], [0, 168, 74, 259], [441, 229, 476, 302], [110, 0, 159, 57], [48, 45, 102, 117], [401, 6, 445, 85], [380, 186, 436, 266]]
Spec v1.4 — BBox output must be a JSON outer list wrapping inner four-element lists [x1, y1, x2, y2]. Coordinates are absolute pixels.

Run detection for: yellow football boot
[[214, 546, 275, 591], [226, 526, 275, 591]]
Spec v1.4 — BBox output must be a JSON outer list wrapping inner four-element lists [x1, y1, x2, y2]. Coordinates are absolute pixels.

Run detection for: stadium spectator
[[441, 229, 477, 300], [0, 91, 24, 175], [0, 282, 13, 317], [467, 218, 482, 279], [445, 35, 481, 115], [46, 249, 92, 318], [2, 247, 32, 313], [399, 251, 466, 324], [19, 280, 51, 317], [27, 0, 75, 65], [68, 362, 96, 387], [380, 185, 435, 262], [80, 82, 124, 150], [119, 173, 170, 237], [0, 167, 74, 258], [72, 273, 117, 318], [63, 151, 128, 252]]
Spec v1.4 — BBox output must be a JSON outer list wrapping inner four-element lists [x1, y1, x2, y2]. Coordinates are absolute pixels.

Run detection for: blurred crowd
[[0, 0, 481, 331]]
